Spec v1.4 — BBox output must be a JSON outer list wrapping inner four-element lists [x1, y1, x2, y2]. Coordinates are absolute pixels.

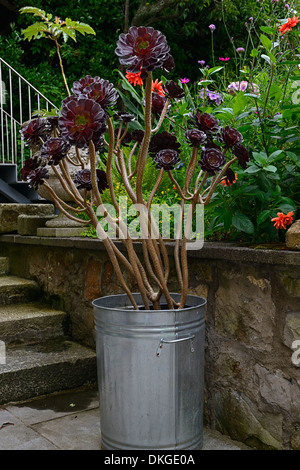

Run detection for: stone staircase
[[0, 256, 97, 405], [0, 164, 41, 204]]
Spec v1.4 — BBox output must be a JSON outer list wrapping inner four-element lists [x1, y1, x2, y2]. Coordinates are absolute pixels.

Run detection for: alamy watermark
[[95, 196, 204, 250], [0, 340, 6, 365], [0, 80, 6, 105], [291, 340, 300, 367], [292, 80, 300, 105]]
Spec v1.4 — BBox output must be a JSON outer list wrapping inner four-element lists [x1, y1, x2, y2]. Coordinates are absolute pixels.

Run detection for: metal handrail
[[0, 57, 58, 171]]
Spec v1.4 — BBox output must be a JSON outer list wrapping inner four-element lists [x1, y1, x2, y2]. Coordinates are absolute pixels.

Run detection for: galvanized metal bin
[[93, 293, 206, 450]]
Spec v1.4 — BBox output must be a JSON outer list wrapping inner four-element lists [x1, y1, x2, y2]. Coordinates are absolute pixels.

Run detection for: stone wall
[[0, 234, 299, 450]]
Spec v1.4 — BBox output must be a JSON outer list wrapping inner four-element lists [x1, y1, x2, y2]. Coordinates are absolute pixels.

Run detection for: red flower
[[279, 16, 299, 35], [152, 79, 165, 96], [199, 147, 226, 175], [221, 170, 237, 186], [126, 71, 143, 86], [271, 212, 294, 230]]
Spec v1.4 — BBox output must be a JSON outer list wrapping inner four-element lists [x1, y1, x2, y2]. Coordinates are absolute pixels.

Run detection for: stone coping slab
[[0, 233, 299, 266]]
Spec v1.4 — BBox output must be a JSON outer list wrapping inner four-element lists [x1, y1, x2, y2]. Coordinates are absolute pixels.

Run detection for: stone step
[[0, 302, 69, 345], [0, 339, 97, 405], [0, 276, 41, 305], [0, 257, 9, 276]]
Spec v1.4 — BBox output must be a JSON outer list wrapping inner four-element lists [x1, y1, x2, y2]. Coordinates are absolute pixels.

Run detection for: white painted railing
[[0, 57, 57, 171]]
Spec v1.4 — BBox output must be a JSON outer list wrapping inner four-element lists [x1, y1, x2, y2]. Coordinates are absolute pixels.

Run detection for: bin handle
[[156, 334, 195, 356]]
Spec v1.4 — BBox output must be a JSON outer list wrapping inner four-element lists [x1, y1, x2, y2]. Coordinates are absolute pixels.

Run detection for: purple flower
[[209, 24, 216, 31], [220, 126, 243, 147], [236, 47, 245, 53], [198, 60, 206, 66], [233, 143, 249, 169], [149, 131, 180, 156], [285, 3, 289, 8]]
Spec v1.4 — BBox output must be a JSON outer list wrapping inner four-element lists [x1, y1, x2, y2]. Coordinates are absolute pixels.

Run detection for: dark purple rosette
[[185, 129, 207, 147], [162, 54, 175, 73], [74, 168, 108, 193], [115, 26, 171, 75], [151, 92, 168, 114], [149, 131, 180, 157], [115, 128, 132, 146], [71, 75, 100, 96], [190, 110, 219, 135], [114, 111, 135, 122], [40, 138, 70, 165], [131, 129, 145, 144], [20, 157, 40, 181], [232, 143, 249, 169], [74, 169, 93, 190], [83, 79, 119, 111], [58, 98, 106, 149], [164, 80, 185, 99], [20, 117, 50, 147], [199, 147, 226, 175], [220, 125, 243, 147], [223, 168, 237, 185], [96, 169, 109, 193], [26, 167, 49, 189], [154, 149, 181, 171]]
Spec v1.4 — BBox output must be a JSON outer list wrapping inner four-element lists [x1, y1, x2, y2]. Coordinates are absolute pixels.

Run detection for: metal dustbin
[[93, 292, 206, 450]]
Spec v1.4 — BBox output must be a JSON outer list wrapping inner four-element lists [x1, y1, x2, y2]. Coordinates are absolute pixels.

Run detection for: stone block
[[17, 214, 56, 236], [214, 389, 283, 449], [286, 220, 300, 250], [0, 204, 54, 234], [0, 257, 9, 276], [36, 227, 85, 237], [283, 312, 300, 348], [215, 269, 275, 350]]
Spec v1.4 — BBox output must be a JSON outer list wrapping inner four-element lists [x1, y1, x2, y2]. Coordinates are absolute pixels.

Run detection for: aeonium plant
[[20, 26, 250, 311]]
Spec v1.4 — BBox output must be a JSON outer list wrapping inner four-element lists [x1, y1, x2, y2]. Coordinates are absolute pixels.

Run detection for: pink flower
[[180, 78, 190, 84], [219, 57, 230, 61]]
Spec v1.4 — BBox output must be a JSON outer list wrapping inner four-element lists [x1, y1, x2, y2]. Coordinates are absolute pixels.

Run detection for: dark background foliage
[[0, 0, 271, 104]]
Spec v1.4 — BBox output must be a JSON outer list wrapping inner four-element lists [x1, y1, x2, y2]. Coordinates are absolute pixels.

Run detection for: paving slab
[[0, 388, 251, 451]]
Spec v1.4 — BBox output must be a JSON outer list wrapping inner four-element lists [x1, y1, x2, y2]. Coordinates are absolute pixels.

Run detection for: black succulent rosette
[[96, 169, 109, 193], [115, 128, 132, 146], [131, 129, 145, 144], [71, 75, 100, 96], [20, 117, 50, 147], [232, 143, 250, 169], [20, 157, 40, 181], [114, 111, 135, 123], [82, 79, 119, 112], [26, 167, 49, 189], [149, 131, 180, 157], [223, 168, 237, 186], [74, 168, 108, 193], [185, 129, 207, 148], [40, 138, 70, 166], [189, 110, 219, 135], [220, 125, 243, 148], [154, 149, 181, 171], [58, 98, 106, 149], [151, 92, 169, 115], [115, 26, 174, 75], [199, 147, 226, 175], [164, 80, 185, 99]]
